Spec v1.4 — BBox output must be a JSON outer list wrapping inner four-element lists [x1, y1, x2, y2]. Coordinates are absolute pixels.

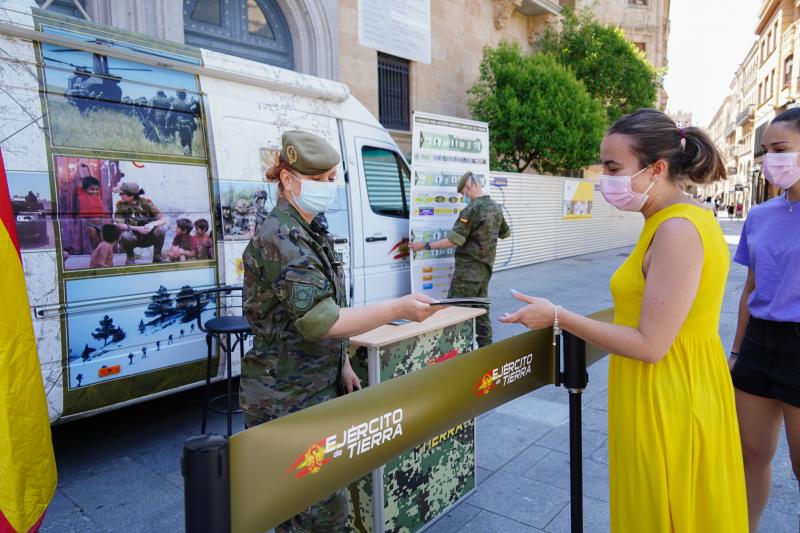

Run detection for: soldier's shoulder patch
[[459, 217, 470, 224], [291, 282, 316, 312]]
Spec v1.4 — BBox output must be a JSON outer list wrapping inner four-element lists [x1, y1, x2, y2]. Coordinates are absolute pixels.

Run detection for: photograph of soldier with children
[[56, 157, 214, 270]]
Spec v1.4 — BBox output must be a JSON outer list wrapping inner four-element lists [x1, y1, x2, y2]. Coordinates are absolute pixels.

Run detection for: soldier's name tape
[[229, 309, 614, 533]]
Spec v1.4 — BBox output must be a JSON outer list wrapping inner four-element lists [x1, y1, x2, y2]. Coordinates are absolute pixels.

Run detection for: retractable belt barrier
[[182, 309, 614, 533]]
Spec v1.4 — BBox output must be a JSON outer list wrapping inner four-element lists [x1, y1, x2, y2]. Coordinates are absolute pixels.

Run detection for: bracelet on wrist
[[424, 242, 431, 251]]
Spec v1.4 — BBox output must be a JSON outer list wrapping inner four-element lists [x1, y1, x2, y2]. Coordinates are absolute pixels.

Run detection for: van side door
[[347, 135, 411, 305]]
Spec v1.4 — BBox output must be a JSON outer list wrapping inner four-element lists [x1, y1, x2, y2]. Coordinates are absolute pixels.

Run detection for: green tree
[[539, 9, 659, 123], [144, 285, 174, 321], [91, 315, 125, 347], [468, 42, 606, 174]]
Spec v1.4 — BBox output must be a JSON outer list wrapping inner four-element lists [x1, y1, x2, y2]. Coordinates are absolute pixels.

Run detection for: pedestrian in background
[[729, 108, 800, 532], [409, 171, 510, 346], [241, 130, 440, 533], [501, 109, 747, 532]]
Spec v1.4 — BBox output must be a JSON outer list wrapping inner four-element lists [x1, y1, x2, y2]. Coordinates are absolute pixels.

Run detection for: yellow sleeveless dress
[[608, 203, 748, 532]]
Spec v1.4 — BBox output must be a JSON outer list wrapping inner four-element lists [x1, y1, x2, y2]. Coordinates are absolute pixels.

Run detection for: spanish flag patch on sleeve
[[459, 217, 469, 224]]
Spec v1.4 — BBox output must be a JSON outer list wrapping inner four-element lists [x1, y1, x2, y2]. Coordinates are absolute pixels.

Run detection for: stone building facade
[[708, 0, 800, 209], [37, 0, 669, 155]]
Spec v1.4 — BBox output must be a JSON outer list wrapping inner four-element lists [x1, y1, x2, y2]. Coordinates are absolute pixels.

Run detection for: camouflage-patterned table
[[347, 306, 485, 533]]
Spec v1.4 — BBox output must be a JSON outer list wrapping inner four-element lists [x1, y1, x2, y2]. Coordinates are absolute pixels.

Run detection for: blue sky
[[8, 171, 51, 200]]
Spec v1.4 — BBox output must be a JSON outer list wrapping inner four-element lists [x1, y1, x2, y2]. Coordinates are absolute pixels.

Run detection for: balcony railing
[[735, 104, 754, 126], [724, 122, 736, 137], [735, 142, 752, 157]]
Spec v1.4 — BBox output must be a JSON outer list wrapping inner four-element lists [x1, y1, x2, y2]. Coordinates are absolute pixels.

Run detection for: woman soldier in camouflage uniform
[[241, 131, 440, 533]]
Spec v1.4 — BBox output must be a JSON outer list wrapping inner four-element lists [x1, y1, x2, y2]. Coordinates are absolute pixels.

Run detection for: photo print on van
[[7, 171, 55, 250], [218, 180, 276, 241], [65, 267, 216, 389], [55, 157, 214, 270], [39, 25, 206, 158]]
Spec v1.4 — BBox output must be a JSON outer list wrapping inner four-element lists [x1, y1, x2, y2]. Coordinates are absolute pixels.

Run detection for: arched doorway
[[183, 0, 294, 70]]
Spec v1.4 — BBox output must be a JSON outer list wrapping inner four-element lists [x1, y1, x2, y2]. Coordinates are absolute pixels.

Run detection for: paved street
[[42, 217, 799, 532]]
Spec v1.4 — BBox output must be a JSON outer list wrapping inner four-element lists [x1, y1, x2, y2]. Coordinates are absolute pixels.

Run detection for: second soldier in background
[[410, 171, 510, 347]]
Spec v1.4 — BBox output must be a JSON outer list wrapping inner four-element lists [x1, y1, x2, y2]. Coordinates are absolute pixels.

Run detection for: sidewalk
[[42, 218, 799, 532]]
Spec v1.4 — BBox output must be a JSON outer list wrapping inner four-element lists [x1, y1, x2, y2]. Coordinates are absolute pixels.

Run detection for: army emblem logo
[[475, 354, 533, 396], [287, 439, 331, 478], [291, 283, 315, 311], [474, 371, 496, 396], [286, 144, 298, 164]]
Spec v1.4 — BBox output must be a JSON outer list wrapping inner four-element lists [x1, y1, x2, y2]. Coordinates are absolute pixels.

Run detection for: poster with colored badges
[[409, 112, 490, 299]]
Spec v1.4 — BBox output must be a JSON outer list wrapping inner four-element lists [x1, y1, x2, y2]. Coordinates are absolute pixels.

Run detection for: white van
[[0, 3, 411, 423]]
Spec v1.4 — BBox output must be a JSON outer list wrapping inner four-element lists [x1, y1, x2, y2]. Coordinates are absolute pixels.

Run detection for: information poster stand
[[409, 112, 490, 300], [346, 307, 485, 533]]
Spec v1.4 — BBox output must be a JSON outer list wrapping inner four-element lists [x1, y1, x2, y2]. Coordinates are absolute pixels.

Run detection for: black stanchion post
[[182, 434, 231, 533], [562, 331, 588, 533]]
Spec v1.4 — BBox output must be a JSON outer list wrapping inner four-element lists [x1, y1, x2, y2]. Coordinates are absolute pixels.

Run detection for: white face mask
[[288, 174, 337, 216], [599, 165, 655, 212]]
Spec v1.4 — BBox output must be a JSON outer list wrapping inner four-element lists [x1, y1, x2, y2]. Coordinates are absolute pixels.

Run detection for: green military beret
[[456, 171, 475, 193], [280, 130, 341, 175]]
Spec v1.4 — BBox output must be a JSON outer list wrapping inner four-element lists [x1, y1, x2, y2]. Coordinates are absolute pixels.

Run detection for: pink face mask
[[763, 152, 800, 189], [600, 165, 655, 212]]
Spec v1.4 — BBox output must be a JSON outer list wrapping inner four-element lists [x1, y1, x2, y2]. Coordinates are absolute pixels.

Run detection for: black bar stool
[[195, 286, 251, 437]]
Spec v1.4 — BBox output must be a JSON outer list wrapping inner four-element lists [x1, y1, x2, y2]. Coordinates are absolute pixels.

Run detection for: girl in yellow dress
[[501, 109, 748, 532]]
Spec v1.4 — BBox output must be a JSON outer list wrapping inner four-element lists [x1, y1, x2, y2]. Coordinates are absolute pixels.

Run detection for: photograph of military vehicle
[[8, 171, 54, 250], [40, 27, 205, 157]]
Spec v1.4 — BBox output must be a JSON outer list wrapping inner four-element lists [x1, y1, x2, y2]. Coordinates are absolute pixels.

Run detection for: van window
[[324, 186, 350, 237], [362, 146, 410, 218]]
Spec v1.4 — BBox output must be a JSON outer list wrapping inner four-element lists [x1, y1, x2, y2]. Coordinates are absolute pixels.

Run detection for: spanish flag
[[0, 148, 57, 533]]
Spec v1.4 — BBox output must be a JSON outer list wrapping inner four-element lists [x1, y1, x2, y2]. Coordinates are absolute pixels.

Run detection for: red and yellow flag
[[0, 148, 57, 533]]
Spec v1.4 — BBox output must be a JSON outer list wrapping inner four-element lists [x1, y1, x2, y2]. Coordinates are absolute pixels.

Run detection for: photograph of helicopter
[[39, 26, 206, 158]]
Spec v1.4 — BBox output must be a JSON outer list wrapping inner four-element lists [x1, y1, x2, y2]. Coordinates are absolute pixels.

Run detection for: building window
[[378, 53, 411, 131], [35, 0, 87, 18], [785, 55, 793, 85], [754, 122, 768, 157], [771, 69, 776, 96], [773, 22, 778, 49], [362, 146, 410, 218], [634, 42, 647, 53], [767, 31, 773, 53], [183, 0, 293, 70], [627, 0, 648, 5], [761, 41, 766, 63]]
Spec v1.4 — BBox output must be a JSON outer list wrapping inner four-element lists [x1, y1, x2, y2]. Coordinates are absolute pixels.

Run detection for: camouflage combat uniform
[[446, 195, 510, 347], [114, 197, 166, 261], [167, 93, 197, 155], [240, 198, 348, 532], [150, 92, 172, 139]]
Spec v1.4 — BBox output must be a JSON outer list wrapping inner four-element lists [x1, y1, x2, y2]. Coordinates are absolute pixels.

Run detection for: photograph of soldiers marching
[[0, 1, 798, 533]]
